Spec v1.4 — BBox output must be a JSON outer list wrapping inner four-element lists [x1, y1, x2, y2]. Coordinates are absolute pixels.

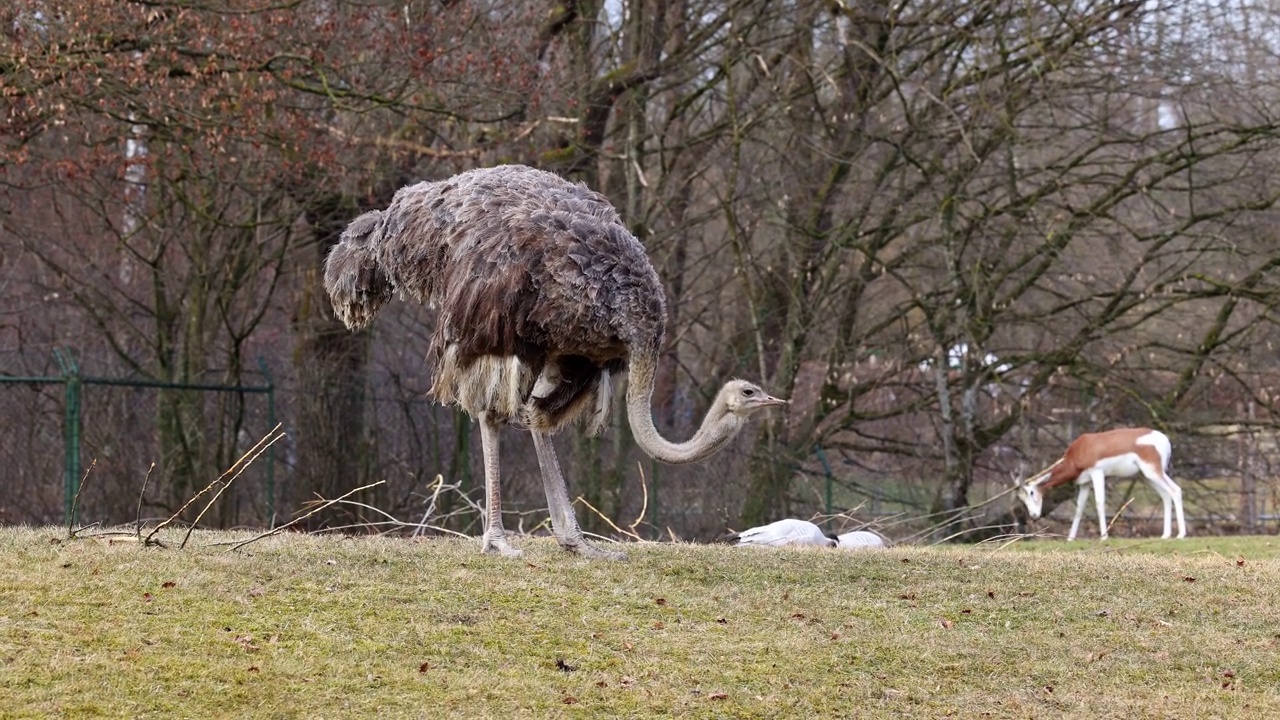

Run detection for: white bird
[[835, 530, 887, 549], [728, 519, 834, 547]]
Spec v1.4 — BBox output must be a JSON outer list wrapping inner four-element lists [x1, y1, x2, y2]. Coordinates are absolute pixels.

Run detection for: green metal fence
[[0, 348, 276, 526]]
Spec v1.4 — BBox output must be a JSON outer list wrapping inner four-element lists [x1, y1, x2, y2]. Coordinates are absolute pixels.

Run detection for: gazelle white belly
[[1077, 452, 1144, 483]]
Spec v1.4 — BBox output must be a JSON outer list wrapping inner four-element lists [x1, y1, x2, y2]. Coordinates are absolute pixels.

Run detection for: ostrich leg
[[531, 430, 627, 560], [478, 414, 521, 557]]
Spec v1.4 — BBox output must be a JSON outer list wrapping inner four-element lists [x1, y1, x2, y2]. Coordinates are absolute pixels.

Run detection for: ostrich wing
[[732, 519, 829, 547]]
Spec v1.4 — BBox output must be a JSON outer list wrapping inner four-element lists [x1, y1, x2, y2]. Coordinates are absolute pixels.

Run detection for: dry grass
[[2, 527, 1280, 718]]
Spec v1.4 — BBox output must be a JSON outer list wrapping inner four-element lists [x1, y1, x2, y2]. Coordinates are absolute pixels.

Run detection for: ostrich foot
[[481, 533, 523, 558], [563, 540, 627, 561]]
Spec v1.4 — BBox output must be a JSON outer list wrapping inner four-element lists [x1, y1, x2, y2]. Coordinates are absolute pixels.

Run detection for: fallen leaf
[[595, 680, 608, 688], [654, 598, 667, 606], [247, 666, 259, 673], [248, 587, 266, 597], [1043, 685, 1054, 695], [961, 608, 972, 614], [525, 562, 541, 569], [563, 696, 578, 705], [555, 658, 577, 672], [709, 692, 729, 700], [830, 632, 841, 640], [143, 592, 153, 603], [324, 559, 336, 565], [1017, 591, 1035, 597], [791, 613, 806, 620], [1096, 609, 1111, 617], [620, 675, 636, 687], [1182, 576, 1196, 583], [623, 642, 634, 651], [939, 618, 955, 629], [716, 617, 728, 624], [418, 662, 431, 673], [987, 590, 996, 600], [652, 621, 664, 630], [1237, 556, 1246, 567], [1224, 669, 1236, 678], [899, 592, 917, 601], [161, 581, 176, 589], [900, 557, 911, 563]]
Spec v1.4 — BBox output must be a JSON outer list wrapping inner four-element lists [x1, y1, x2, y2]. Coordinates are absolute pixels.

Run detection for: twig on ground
[[573, 494, 642, 542], [180, 427, 285, 549], [135, 463, 155, 539], [68, 459, 98, 539], [1104, 498, 1135, 538], [228, 480, 386, 552], [627, 462, 649, 538], [412, 475, 448, 538], [145, 424, 283, 547]]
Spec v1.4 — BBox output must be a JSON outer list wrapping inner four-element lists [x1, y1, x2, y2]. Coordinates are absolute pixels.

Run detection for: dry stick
[[67, 458, 98, 538], [135, 462, 155, 540], [412, 474, 448, 538], [573, 494, 639, 542], [180, 430, 286, 550], [144, 424, 283, 547], [627, 461, 650, 538], [1104, 497, 1135, 539], [228, 480, 386, 552], [317, 498, 471, 538]]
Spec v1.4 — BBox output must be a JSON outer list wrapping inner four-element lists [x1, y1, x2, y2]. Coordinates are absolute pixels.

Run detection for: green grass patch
[[3, 528, 1279, 718]]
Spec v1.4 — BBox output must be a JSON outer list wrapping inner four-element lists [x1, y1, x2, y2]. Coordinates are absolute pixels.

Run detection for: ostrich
[[324, 165, 786, 560]]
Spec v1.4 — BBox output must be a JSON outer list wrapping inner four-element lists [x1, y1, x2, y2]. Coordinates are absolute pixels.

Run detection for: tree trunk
[[293, 194, 372, 524]]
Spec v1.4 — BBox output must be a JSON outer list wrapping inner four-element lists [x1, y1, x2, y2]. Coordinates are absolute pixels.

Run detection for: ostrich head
[[1016, 483, 1044, 519], [718, 379, 788, 417]]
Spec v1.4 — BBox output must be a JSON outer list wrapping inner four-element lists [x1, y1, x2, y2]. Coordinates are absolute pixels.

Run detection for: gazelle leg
[[1143, 466, 1175, 539], [1091, 470, 1109, 540], [1068, 483, 1091, 541], [478, 414, 521, 557], [531, 430, 626, 561], [1165, 472, 1188, 538]]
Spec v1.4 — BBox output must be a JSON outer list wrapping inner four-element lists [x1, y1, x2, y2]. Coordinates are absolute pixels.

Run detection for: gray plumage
[[325, 165, 785, 559]]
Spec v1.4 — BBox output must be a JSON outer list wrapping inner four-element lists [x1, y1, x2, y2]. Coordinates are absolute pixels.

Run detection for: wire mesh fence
[[0, 350, 276, 528]]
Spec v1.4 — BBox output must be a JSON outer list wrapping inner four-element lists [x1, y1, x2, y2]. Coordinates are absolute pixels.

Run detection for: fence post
[[257, 357, 277, 527], [54, 349, 82, 527]]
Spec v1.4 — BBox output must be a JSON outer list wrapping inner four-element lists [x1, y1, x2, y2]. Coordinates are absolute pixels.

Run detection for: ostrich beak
[[760, 394, 788, 407]]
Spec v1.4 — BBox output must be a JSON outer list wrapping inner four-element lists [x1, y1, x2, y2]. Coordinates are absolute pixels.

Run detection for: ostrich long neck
[[626, 349, 741, 464]]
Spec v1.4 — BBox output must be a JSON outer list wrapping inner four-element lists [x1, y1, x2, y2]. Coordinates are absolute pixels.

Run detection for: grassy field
[[3, 528, 1280, 719]]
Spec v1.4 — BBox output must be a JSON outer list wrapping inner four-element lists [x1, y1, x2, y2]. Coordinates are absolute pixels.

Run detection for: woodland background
[[4, 0, 1280, 542]]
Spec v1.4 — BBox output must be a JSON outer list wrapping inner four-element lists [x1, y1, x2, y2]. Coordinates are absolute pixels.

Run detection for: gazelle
[[1015, 428, 1187, 540]]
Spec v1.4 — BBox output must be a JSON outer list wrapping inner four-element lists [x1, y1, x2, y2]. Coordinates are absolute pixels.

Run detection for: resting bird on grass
[[728, 519, 833, 548], [324, 165, 787, 560], [835, 530, 888, 549], [728, 519, 889, 549]]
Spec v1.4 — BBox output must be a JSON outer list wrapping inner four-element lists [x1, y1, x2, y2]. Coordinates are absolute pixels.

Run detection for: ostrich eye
[[742, 388, 755, 397]]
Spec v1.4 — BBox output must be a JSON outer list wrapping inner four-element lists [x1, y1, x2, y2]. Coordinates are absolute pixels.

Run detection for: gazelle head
[[1016, 483, 1044, 519]]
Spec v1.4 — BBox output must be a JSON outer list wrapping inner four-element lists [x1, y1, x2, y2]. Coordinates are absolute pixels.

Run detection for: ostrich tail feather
[[324, 210, 393, 330]]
